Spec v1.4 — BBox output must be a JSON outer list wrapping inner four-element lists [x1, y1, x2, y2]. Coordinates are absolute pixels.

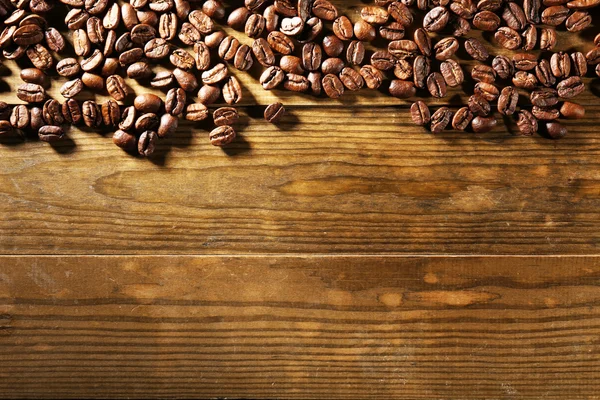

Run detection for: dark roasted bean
[[410, 101, 430, 126]]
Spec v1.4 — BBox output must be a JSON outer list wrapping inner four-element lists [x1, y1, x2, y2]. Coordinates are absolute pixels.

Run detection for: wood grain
[[1, 255, 600, 399]]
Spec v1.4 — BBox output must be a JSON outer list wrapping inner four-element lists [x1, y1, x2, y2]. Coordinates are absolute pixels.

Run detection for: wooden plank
[[2, 105, 600, 254], [1, 255, 600, 399]]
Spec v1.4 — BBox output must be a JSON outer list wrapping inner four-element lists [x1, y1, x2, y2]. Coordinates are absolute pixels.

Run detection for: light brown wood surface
[[2, 0, 600, 398]]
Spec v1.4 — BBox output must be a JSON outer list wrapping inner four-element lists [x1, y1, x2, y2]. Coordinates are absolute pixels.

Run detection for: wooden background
[[1, 1, 600, 398]]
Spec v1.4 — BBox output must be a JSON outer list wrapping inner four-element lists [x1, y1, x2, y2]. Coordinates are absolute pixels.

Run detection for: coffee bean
[[157, 113, 178, 138], [498, 86, 519, 115], [127, 61, 152, 80], [307, 71, 323, 95], [513, 71, 538, 90], [113, 129, 137, 151], [393, 60, 412, 80], [207, 124, 236, 147], [204, 31, 225, 49], [82, 100, 102, 127], [10, 105, 29, 129], [440, 59, 464, 87], [473, 10, 500, 30], [333, 16, 353, 41], [452, 107, 474, 131], [0, 120, 12, 137], [135, 113, 159, 132], [550, 52, 571, 78], [253, 38, 275, 67], [322, 73, 344, 98], [495, 27, 521, 50], [213, 107, 239, 126], [388, 1, 413, 26], [312, 0, 338, 21], [557, 76, 584, 98], [17, 83, 45, 103], [218, 35, 240, 61], [151, 71, 175, 88], [38, 125, 64, 142], [119, 106, 136, 131], [13, 24, 43, 46], [410, 101, 430, 126], [532, 106, 560, 120], [346, 41, 365, 66], [423, 6, 450, 32], [566, 11, 591, 32], [173, 67, 198, 91], [106, 74, 129, 101], [452, 16, 471, 36], [102, 99, 120, 127], [264, 102, 285, 123], [524, 0, 540, 23], [260, 66, 285, 90], [322, 57, 345, 75], [185, 103, 208, 122], [360, 65, 383, 90], [515, 110, 537, 136], [280, 17, 304, 36], [134, 93, 162, 113], [586, 47, 600, 65], [121, 47, 144, 66], [468, 94, 491, 116], [426, 72, 446, 98], [389, 39, 417, 59], [434, 37, 458, 61], [170, 48, 195, 70], [544, 122, 567, 139], [179, 22, 201, 45], [322, 34, 343, 57], [361, 5, 389, 25], [379, 21, 405, 41], [60, 78, 83, 98], [284, 73, 310, 92], [521, 25, 537, 51], [138, 130, 158, 156], [198, 85, 221, 104], [531, 88, 559, 107], [513, 53, 538, 71], [471, 116, 497, 133], [26, 43, 53, 70], [464, 38, 488, 61], [245, 13, 265, 38], [535, 59, 556, 87], [430, 107, 452, 133], [281, 55, 305, 74], [413, 55, 430, 89], [560, 101, 585, 119], [541, 5, 569, 25], [450, 0, 476, 18], [474, 82, 499, 101], [340, 67, 364, 91], [471, 65, 496, 83], [223, 76, 243, 103], [491, 55, 513, 80], [371, 50, 396, 71], [233, 44, 253, 71], [540, 27, 557, 51], [570, 52, 588, 76], [413, 28, 431, 57], [62, 99, 82, 125]]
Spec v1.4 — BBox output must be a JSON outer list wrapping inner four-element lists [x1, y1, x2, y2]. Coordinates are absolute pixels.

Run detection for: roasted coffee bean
[[127, 62, 152, 80], [524, 0, 540, 23], [322, 57, 345, 75], [56, 58, 81, 78], [3, 45, 27, 60], [502, 2, 526, 29], [371, 50, 396, 71], [38, 125, 64, 142], [322, 73, 345, 98], [531, 88, 558, 108], [260, 66, 285, 90], [179, 22, 201, 45], [101, 58, 119, 77], [308, 71, 323, 95], [118, 106, 136, 131], [62, 99, 82, 125], [268, 31, 295, 56], [13, 24, 43, 46], [202, 0, 223, 19], [452, 16, 471, 36], [492, 55, 513, 80], [410, 101, 430, 126], [452, 107, 473, 131], [346, 41, 365, 66], [471, 116, 497, 133], [80, 49, 104, 73], [223, 76, 243, 103], [388, 1, 413, 25], [540, 28, 556, 51], [532, 106, 560, 120], [544, 122, 567, 140], [440, 59, 463, 87], [135, 113, 159, 132], [170, 48, 195, 70], [281, 55, 304, 74], [284, 73, 310, 92], [218, 36, 240, 61], [191, 42, 210, 71], [571, 52, 587, 76], [134, 93, 162, 113], [389, 39, 417, 59], [253, 38, 275, 67], [26, 43, 52, 70], [361, 5, 388, 25], [495, 27, 521, 50], [472, 65, 496, 83], [340, 67, 364, 91], [474, 82, 499, 101], [185, 103, 209, 122], [151, 71, 174, 88], [451, 0, 476, 18], [60, 78, 83, 98], [465, 38, 488, 61], [264, 102, 285, 123], [586, 47, 600, 65], [102, 99, 120, 126], [521, 25, 537, 51], [0, 120, 12, 137], [144, 38, 170, 60], [82, 100, 102, 127], [72, 29, 91, 57], [234, 44, 253, 71], [209, 125, 235, 147], [333, 16, 353, 40], [423, 6, 449, 32], [227, 7, 249, 30], [173, 67, 198, 91], [557, 76, 584, 98], [550, 52, 571, 78], [413, 55, 430, 89], [498, 86, 519, 115], [20, 68, 46, 86], [106, 74, 129, 101], [205, 31, 225, 49], [413, 28, 431, 57], [322, 34, 343, 57], [189, 10, 213, 34], [86, 17, 105, 45], [121, 47, 144, 65], [426, 72, 446, 98], [213, 107, 238, 126], [434, 37, 458, 61], [394, 59, 412, 80], [430, 107, 452, 133], [360, 65, 383, 90], [245, 13, 265, 38], [17, 83, 45, 103], [468, 94, 491, 116], [535, 59, 556, 87], [138, 130, 157, 156], [390, 79, 416, 98], [541, 5, 569, 25], [113, 129, 137, 151], [560, 101, 585, 119], [10, 105, 29, 129], [566, 11, 591, 32], [198, 84, 220, 104], [280, 17, 304, 36], [515, 110, 537, 136], [513, 53, 537, 71], [379, 21, 405, 41], [312, 0, 338, 21], [157, 113, 178, 138], [513, 71, 538, 90], [473, 10, 500, 30]]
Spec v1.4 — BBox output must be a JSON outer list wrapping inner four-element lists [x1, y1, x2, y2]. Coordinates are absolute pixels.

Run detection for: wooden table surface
[[2, 1, 600, 398]]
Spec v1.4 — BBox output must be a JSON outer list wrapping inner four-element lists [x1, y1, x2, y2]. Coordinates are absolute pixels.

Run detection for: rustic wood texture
[[2, 0, 600, 397], [2, 256, 600, 399]]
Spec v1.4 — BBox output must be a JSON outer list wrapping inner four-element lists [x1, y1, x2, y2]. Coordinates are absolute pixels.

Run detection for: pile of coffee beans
[[0, 0, 598, 156]]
